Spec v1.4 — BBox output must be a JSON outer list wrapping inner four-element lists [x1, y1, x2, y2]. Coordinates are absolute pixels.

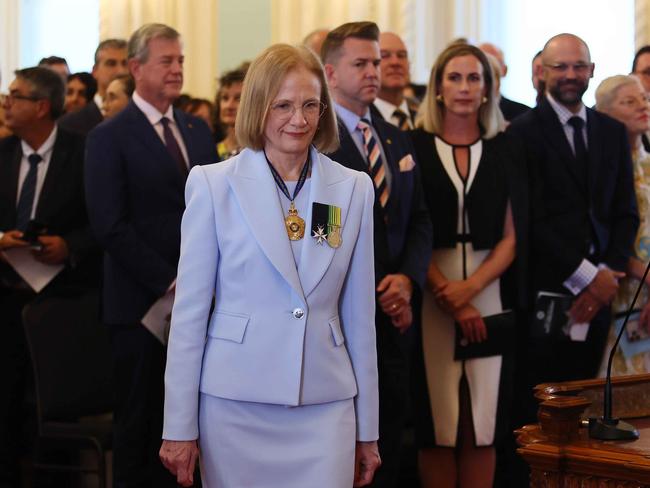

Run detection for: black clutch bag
[[454, 310, 515, 360]]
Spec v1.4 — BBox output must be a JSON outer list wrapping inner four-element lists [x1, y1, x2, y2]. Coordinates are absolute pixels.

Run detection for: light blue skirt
[[198, 393, 356, 488]]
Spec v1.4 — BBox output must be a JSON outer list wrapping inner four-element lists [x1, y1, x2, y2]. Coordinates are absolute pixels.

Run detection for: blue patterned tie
[[15, 153, 42, 230]]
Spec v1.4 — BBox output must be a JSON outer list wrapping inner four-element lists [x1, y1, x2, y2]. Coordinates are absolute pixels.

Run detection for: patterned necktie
[[568, 116, 588, 177], [393, 108, 410, 131], [16, 153, 42, 231], [160, 117, 188, 179], [357, 119, 389, 208]]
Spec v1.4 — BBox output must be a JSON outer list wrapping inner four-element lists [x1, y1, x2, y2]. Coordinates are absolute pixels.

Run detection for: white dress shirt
[[374, 97, 413, 129], [16, 126, 58, 219], [133, 91, 189, 167]]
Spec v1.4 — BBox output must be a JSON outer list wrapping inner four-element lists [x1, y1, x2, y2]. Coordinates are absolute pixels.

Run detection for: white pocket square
[[398, 154, 415, 172]]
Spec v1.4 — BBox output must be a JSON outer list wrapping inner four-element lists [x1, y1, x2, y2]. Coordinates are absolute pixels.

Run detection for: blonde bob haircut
[[416, 43, 506, 139], [595, 75, 644, 113], [236, 44, 339, 153]]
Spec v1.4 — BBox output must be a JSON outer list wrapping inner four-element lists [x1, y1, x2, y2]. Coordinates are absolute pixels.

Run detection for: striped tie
[[15, 153, 42, 231], [393, 108, 410, 131], [357, 119, 389, 208]]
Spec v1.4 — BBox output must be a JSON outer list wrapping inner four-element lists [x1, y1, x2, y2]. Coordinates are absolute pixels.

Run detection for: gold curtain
[[0, 0, 21, 91], [99, 0, 218, 98], [636, 0, 650, 48]]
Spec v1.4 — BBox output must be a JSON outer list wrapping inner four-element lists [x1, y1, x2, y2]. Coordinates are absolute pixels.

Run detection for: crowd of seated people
[[1, 19, 650, 488]]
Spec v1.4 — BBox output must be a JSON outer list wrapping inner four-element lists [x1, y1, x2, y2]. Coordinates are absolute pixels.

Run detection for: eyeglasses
[[2, 93, 42, 105], [269, 100, 327, 121], [544, 63, 592, 74]]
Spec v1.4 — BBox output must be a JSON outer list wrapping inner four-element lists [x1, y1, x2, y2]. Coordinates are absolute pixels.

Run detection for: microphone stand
[[588, 260, 648, 440]]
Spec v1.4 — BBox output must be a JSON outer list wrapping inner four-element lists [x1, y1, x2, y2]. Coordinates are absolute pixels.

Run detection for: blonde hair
[[416, 43, 505, 139], [236, 44, 339, 153], [595, 75, 643, 112]]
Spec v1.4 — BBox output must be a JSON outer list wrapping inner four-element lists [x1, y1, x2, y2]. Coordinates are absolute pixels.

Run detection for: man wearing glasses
[[0, 67, 99, 486], [509, 33, 638, 426]]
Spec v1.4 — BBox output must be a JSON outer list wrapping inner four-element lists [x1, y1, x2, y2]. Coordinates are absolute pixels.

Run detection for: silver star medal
[[313, 225, 328, 245]]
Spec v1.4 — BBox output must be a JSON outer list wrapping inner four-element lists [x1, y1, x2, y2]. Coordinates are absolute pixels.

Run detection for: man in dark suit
[[372, 32, 418, 130], [509, 33, 638, 424], [322, 22, 432, 488], [85, 24, 217, 487], [0, 67, 99, 487], [479, 42, 530, 121], [58, 39, 128, 135]]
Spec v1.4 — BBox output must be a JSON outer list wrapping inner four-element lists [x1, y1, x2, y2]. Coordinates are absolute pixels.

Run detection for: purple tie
[[160, 117, 188, 179]]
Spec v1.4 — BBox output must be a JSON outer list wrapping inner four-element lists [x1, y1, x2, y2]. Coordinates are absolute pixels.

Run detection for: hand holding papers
[[1, 247, 64, 292], [142, 287, 175, 344]]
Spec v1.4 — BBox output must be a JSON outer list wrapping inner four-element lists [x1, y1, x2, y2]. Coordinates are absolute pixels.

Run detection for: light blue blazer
[[163, 146, 379, 442]]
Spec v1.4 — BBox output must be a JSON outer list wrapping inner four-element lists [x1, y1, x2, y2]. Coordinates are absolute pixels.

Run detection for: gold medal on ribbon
[[327, 205, 342, 248], [285, 201, 305, 240]]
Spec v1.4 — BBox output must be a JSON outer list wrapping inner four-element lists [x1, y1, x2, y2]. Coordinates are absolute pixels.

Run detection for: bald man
[[479, 42, 529, 121], [372, 32, 418, 130], [302, 28, 329, 56], [509, 33, 638, 422]]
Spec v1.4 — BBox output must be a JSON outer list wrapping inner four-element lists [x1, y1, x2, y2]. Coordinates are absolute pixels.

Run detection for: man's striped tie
[[393, 108, 410, 131], [357, 119, 389, 208]]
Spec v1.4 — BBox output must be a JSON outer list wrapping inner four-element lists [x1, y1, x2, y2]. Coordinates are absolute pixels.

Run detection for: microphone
[[588, 261, 648, 440]]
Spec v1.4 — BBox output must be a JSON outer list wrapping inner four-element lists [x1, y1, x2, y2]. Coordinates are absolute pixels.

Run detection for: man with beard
[[371, 32, 418, 130], [508, 33, 638, 425]]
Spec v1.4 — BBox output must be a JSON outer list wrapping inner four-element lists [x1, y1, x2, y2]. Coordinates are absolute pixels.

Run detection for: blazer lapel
[[127, 103, 186, 191], [226, 149, 305, 302], [373, 119, 401, 213], [538, 99, 587, 195], [0, 138, 23, 227], [174, 108, 198, 168], [297, 148, 355, 298], [586, 109, 602, 197], [35, 131, 68, 219]]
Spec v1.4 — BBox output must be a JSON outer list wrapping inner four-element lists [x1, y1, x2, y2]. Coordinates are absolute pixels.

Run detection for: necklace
[[265, 152, 310, 241]]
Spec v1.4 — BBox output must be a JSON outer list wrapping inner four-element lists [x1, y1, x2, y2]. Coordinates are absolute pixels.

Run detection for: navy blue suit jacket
[[508, 97, 638, 295], [327, 116, 432, 290], [84, 101, 218, 324]]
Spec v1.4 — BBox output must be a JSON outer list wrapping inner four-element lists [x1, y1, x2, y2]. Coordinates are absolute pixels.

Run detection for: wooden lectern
[[516, 373, 650, 487]]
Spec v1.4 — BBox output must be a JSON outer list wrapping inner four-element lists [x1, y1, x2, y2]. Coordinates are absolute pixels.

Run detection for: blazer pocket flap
[[207, 311, 250, 343], [328, 316, 345, 346]]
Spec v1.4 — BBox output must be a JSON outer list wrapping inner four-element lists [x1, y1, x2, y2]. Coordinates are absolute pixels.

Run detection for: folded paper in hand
[[2, 248, 64, 292], [142, 289, 175, 344]]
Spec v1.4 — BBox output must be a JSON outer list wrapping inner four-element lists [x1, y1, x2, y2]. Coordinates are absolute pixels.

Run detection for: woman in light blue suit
[[159, 44, 381, 487]]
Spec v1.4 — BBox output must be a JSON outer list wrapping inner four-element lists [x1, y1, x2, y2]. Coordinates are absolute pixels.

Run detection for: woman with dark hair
[[410, 43, 522, 488], [185, 98, 214, 132], [213, 67, 247, 160], [64, 72, 97, 114], [103, 74, 134, 119]]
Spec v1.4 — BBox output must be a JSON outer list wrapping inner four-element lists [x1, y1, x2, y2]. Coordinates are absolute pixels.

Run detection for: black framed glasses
[[3, 93, 42, 105]]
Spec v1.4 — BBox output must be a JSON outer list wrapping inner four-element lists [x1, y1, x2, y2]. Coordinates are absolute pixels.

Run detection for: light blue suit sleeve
[[163, 165, 219, 440], [340, 173, 379, 441]]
